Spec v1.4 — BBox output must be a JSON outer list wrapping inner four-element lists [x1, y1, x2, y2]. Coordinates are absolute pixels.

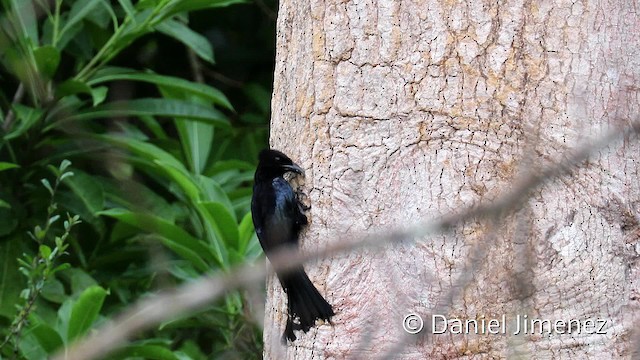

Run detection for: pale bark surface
[[267, 0, 640, 358]]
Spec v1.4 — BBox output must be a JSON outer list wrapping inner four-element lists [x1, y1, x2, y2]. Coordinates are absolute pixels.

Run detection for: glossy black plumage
[[251, 149, 334, 342]]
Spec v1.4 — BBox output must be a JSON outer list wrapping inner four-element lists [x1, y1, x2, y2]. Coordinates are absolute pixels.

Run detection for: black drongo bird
[[251, 149, 334, 342]]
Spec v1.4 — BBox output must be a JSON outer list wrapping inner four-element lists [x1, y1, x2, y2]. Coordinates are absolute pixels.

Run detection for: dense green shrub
[[0, 0, 274, 358]]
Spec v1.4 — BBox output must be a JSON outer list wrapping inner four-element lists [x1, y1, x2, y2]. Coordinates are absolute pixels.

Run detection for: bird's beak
[[283, 163, 305, 176]]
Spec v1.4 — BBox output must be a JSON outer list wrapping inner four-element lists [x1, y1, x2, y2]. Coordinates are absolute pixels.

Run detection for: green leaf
[[55, 79, 92, 98], [90, 0, 118, 28], [102, 179, 175, 221], [8, 0, 38, 44], [41, 178, 54, 195], [197, 175, 234, 213], [0, 162, 20, 171], [66, 285, 108, 342], [154, 83, 220, 176], [60, 99, 230, 129], [98, 208, 218, 270], [39, 244, 52, 259], [33, 45, 60, 78], [206, 160, 254, 191], [4, 104, 44, 140], [237, 211, 255, 255], [0, 236, 24, 318], [117, 0, 136, 20], [91, 86, 108, 106], [200, 201, 239, 250], [155, 160, 202, 201], [60, 0, 103, 40], [161, 0, 247, 17], [18, 330, 49, 360], [113, 344, 180, 360], [175, 118, 213, 174], [156, 19, 214, 64], [56, 297, 74, 338], [40, 279, 67, 304], [26, 316, 64, 354], [0, 199, 10, 209], [64, 268, 98, 296], [88, 68, 233, 110], [97, 134, 185, 169], [59, 159, 72, 172], [62, 170, 105, 217]]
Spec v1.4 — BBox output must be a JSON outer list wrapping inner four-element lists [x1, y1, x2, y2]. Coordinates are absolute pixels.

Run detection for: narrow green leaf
[[60, 0, 102, 39], [59, 159, 72, 172], [4, 104, 44, 140], [8, 0, 38, 44], [101, 178, 175, 221], [162, 0, 247, 17], [39, 245, 52, 259], [40, 279, 66, 304], [97, 134, 185, 169], [47, 164, 61, 177], [66, 268, 99, 296], [98, 208, 218, 269], [0, 236, 23, 318], [175, 118, 213, 174], [61, 99, 230, 129], [48, 214, 60, 226], [237, 212, 255, 255], [200, 201, 239, 250], [0, 162, 20, 171], [18, 330, 48, 360], [55, 79, 92, 98], [156, 20, 214, 64], [113, 344, 180, 360], [139, 115, 168, 139], [88, 68, 233, 110], [60, 172, 75, 182], [41, 178, 54, 195], [62, 170, 105, 217], [51, 263, 71, 275], [94, 0, 118, 28], [0, 199, 10, 209], [197, 175, 234, 214], [33, 45, 60, 78], [56, 297, 74, 338], [91, 86, 108, 106], [244, 231, 262, 260], [155, 160, 202, 201], [207, 160, 254, 191], [66, 285, 108, 342], [117, 0, 136, 21], [26, 316, 64, 354], [158, 237, 209, 273], [152, 75, 220, 176]]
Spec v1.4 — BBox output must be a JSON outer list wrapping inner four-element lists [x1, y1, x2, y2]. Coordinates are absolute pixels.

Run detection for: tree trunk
[[267, 0, 640, 358]]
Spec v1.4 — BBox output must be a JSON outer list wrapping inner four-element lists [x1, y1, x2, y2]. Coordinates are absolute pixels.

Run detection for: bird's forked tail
[[281, 268, 334, 343]]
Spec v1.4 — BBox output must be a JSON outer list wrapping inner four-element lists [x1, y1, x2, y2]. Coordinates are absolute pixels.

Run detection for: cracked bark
[[266, 0, 640, 358]]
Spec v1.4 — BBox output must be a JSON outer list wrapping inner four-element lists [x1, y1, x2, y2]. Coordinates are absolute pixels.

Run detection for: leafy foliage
[[0, 0, 275, 358]]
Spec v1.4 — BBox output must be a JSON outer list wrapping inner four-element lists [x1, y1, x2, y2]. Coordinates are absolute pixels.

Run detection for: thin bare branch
[[2, 83, 25, 133]]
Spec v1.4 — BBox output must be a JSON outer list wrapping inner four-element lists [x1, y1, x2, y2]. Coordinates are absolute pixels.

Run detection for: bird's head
[[256, 149, 305, 179]]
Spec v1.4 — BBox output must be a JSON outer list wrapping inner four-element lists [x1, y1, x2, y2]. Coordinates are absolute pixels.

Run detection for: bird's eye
[[275, 157, 281, 161]]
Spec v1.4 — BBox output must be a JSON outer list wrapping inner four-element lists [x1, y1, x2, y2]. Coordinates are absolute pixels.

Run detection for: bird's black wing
[[252, 177, 303, 253]]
